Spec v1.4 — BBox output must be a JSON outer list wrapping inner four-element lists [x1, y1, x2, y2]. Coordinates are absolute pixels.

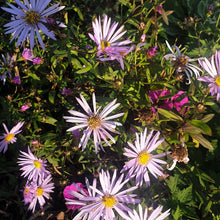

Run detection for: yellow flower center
[[25, 10, 41, 26], [88, 115, 102, 130], [102, 194, 117, 208], [34, 160, 42, 169], [5, 134, 15, 142], [215, 76, 220, 86], [101, 41, 110, 50], [36, 187, 44, 196], [138, 151, 151, 165], [24, 188, 29, 194]]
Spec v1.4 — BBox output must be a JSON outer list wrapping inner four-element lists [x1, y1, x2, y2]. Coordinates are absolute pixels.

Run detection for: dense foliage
[[0, 0, 220, 219]]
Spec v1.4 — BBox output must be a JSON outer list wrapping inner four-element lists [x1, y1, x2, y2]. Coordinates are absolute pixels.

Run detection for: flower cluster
[[18, 146, 54, 212]]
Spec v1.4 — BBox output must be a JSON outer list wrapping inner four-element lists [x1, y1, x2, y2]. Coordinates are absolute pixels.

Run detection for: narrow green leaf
[[189, 119, 212, 136], [200, 114, 215, 123], [48, 90, 56, 104], [157, 108, 183, 121], [191, 134, 213, 150]]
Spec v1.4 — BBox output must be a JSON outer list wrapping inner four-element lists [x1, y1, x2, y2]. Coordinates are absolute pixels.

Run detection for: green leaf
[[157, 108, 183, 121], [28, 72, 40, 80], [48, 90, 56, 104], [191, 134, 213, 150], [200, 114, 215, 123], [189, 119, 212, 136]]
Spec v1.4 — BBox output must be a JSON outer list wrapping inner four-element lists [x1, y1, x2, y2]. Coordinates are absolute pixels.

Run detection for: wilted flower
[[63, 183, 89, 210], [0, 121, 24, 153], [121, 128, 167, 186], [11, 75, 21, 84], [18, 146, 50, 181], [2, 0, 65, 50], [64, 93, 124, 154], [74, 170, 140, 220], [163, 41, 202, 84], [28, 175, 54, 213], [128, 204, 170, 220], [198, 51, 220, 101], [88, 14, 132, 70], [167, 143, 189, 171], [0, 53, 15, 84]]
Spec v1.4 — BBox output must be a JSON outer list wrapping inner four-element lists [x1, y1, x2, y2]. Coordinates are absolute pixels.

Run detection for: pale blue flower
[[2, 0, 65, 50]]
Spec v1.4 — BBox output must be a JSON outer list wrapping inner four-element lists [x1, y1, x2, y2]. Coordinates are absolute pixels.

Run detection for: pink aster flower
[[64, 93, 124, 153], [63, 183, 89, 210], [28, 175, 54, 213], [121, 128, 167, 186], [198, 51, 220, 101], [0, 121, 24, 153], [88, 14, 132, 70], [73, 170, 140, 220], [18, 146, 50, 181], [22, 48, 35, 61], [171, 91, 189, 114], [128, 204, 170, 220], [33, 57, 42, 65]]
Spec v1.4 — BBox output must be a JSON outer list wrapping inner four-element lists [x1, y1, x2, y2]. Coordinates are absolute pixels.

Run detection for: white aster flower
[[17, 146, 50, 181], [121, 128, 167, 186], [89, 14, 133, 70], [2, 0, 65, 50], [163, 41, 202, 84], [0, 121, 24, 153], [128, 204, 170, 220], [63, 93, 124, 154], [76, 170, 140, 220]]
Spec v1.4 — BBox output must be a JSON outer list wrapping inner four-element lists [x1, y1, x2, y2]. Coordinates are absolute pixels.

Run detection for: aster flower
[[21, 104, 30, 112], [61, 87, 72, 95], [22, 48, 35, 61], [0, 53, 15, 84], [198, 51, 220, 101], [128, 204, 170, 220], [28, 174, 54, 212], [33, 57, 42, 65], [0, 121, 24, 153], [73, 170, 140, 220], [88, 14, 132, 70], [63, 93, 124, 154], [2, 0, 65, 50], [18, 146, 50, 181], [23, 181, 35, 205], [65, 179, 97, 220], [121, 128, 167, 186], [163, 41, 202, 84]]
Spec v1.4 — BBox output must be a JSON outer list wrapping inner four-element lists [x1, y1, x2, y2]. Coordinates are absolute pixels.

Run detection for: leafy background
[[0, 0, 220, 219]]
